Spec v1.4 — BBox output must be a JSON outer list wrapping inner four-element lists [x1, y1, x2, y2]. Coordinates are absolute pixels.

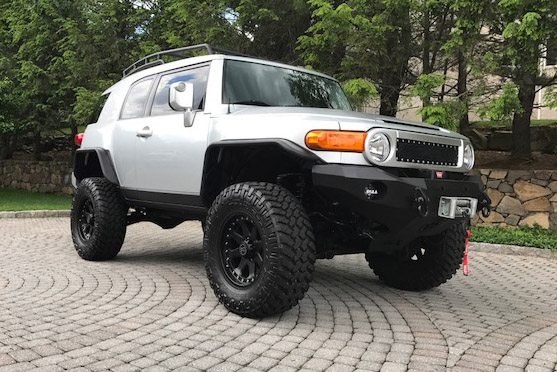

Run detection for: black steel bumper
[[312, 164, 488, 248]]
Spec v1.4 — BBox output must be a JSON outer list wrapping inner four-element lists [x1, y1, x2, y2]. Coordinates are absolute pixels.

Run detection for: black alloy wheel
[[71, 177, 128, 261], [204, 182, 316, 318], [77, 198, 95, 241], [220, 213, 264, 287]]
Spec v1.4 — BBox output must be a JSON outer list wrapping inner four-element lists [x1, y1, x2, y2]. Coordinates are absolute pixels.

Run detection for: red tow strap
[[463, 229, 471, 276]]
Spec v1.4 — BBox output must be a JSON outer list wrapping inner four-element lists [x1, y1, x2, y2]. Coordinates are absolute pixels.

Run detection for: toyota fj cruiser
[[71, 44, 490, 318]]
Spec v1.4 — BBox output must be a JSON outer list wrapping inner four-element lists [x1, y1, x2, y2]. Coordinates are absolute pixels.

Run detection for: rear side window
[[92, 93, 110, 123], [150, 65, 209, 116], [121, 79, 153, 119]]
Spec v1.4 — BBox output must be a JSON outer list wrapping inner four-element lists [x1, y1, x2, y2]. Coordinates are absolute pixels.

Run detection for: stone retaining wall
[[0, 160, 73, 196], [472, 170, 557, 230], [0, 159, 556, 230]]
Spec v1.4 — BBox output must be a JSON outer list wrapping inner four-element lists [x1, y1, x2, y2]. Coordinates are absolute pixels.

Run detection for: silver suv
[[71, 44, 490, 318]]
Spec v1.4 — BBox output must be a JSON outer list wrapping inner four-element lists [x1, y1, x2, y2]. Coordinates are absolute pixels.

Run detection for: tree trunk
[[70, 122, 77, 165], [33, 123, 42, 161], [0, 134, 8, 160], [379, 87, 400, 117], [457, 51, 470, 134], [511, 83, 535, 159]]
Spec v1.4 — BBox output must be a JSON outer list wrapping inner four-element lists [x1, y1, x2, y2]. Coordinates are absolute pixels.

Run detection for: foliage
[[231, 0, 311, 63], [0, 188, 71, 211], [478, 82, 523, 122], [471, 225, 557, 251], [409, 74, 446, 105], [0, 0, 557, 160], [417, 101, 465, 131], [342, 79, 378, 110], [298, 0, 414, 116]]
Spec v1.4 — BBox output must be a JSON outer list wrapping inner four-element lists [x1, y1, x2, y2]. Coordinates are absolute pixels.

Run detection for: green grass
[[0, 188, 71, 211], [471, 119, 557, 129], [44, 125, 87, 136], [470, 225, 557, 250]]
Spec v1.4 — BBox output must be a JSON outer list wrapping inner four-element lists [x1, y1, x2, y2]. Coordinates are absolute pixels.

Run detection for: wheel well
[[74, 149, 119, 185], [200, 142, 321, 206]]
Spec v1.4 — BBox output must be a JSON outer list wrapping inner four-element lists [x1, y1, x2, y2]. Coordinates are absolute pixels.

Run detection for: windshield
[[223, 60, 352, 110]]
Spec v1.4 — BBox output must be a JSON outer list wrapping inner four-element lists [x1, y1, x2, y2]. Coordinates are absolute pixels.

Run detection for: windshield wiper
[[231, 100, 271, 107]]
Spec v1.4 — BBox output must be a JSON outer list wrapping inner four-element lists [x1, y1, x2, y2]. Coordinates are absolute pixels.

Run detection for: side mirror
[[169, 82, 194, 111]]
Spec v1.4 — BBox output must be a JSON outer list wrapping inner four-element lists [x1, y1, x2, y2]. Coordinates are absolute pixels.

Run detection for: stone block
[[498, 183, 514, 193], [480, 211, 505, 223], [548, 181, 557, 193], [519, 213, 550, 229], [533, 170, 552, 180], [497, 196, 526, 216], [506, 170, 530, 183], [487, 180, 501, 189], [486, 189, 504, 207], [489, 170, 507, 180], [531, 179, 548, 187], [513, 181, 551, 202], [505, 214, 520, 226], [523, 197, 550, 212]]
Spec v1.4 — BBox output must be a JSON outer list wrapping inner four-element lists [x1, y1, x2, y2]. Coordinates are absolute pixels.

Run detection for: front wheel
[[366, 222, 467, 291], [71, 177, 128, 261], [204, 182, 316, 318]]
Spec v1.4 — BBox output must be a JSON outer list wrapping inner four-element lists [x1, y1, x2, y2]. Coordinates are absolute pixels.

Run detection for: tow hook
[[479, 193, 491, 218], [463, 229, 471, 276], [414, 188, 429, 217]]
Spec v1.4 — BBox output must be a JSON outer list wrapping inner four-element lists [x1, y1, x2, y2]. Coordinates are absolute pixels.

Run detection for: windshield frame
[[221, 59, 353, 111]]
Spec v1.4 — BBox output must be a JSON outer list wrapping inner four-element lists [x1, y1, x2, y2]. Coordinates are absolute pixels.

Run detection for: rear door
[[112, 77, 155, 190]]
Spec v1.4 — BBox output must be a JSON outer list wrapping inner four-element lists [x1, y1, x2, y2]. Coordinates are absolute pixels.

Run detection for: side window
[[92, 93, 110, 123], [120, 79, 153, 119], [150, 65, 209, 116]]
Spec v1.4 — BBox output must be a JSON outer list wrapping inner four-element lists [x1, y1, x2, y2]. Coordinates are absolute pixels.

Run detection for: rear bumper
[[312, 164, 487, 247]]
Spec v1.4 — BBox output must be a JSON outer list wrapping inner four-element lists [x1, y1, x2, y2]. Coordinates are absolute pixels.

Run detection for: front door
[[134, 64, 211, 202]]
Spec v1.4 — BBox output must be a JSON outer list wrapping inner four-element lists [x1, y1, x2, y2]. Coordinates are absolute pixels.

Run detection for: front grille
[[396, 138, 458, 166]]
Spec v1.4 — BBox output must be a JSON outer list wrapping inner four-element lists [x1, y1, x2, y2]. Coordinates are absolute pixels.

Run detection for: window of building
[[546, 38, 557, 66]]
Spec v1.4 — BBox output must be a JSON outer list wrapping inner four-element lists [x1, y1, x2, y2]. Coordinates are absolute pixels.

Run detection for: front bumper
[[312, 164, 488, 248]]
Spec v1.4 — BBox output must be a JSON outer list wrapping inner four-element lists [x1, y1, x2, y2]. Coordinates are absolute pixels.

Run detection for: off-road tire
[[204, 182, 316, 318], [366, 221, 467, 291], [71, 177, 128, 261]]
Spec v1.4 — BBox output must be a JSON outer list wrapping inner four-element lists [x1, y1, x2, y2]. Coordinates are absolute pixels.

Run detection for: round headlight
[[368, 133, 391, 162], [463, 144, 474, 170]]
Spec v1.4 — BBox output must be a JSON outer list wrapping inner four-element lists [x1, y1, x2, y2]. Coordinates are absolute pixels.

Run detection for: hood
[[227, 106, 468, 140]]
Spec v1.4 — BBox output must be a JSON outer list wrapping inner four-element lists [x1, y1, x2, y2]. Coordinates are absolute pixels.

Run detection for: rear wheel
[[366, 222, 467, 291], [71, 177, 128, 261], [204, 182, 316, 318]]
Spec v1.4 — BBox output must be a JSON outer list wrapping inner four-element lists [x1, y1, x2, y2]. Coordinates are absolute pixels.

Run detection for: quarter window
[[150, 65, 210, 116], [121, 79, 153, 119]]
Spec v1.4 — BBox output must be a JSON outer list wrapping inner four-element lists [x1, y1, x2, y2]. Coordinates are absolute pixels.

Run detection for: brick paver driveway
[[1, 218, 556, 372]]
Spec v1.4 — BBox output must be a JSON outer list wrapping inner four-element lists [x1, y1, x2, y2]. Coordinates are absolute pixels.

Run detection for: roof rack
[[122, 44, 250, 78]]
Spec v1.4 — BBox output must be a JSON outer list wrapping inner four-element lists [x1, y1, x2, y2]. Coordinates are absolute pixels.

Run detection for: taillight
[[74, 133, 84, 147], [305, 130, 367, 152]]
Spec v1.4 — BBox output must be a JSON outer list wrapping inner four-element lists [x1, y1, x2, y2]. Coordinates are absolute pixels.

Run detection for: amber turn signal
[[305, 130, 367, 152]]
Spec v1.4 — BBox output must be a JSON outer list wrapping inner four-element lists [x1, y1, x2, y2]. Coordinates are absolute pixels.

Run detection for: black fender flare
[[74, 148, 120, 185], [200, 138, 324, 204]]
